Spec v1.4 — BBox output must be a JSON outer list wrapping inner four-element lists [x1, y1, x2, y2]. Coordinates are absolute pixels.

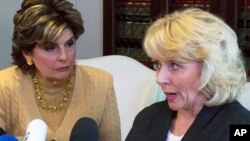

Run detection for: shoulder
[[0, 66, 19, 75], [0, 66, 23, 83], [222, 101, 250, 122], [140, 101, 167, 114], [203, 101, 250, 124], [126, 101, 171, 140], [133, 101, 168, 123], [190, 101, 250, 140], [76, 65, 112, 80], [74, 65, 114, 90], [0, 66, 26, 100]]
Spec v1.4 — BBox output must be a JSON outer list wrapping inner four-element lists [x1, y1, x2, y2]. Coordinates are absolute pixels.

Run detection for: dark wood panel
[[103, 0, 167, 57], [103, 0, 242, 58], [103, 0, 115, 55]]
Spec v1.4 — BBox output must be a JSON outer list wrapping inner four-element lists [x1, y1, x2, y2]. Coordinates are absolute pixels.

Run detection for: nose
[[58, 47, 67, 62], [156, 65, 171, 86]]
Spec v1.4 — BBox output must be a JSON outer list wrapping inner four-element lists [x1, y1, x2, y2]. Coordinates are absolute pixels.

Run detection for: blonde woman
[[126, 8, 250, 141]]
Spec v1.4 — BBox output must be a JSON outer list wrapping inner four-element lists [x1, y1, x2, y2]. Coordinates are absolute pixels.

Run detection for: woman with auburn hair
[[0, 0, 121, 140]]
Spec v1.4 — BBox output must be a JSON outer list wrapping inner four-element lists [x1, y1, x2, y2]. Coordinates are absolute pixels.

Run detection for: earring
[[26, 59, 33, 66]]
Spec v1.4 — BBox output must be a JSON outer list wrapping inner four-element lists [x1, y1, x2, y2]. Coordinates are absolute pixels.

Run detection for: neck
[[31, 72, 75, 112], [38, 76, 68, 86], [39, 76, 69, 88], [178, 103, 204, 118], [179, 92, 207, 117], [171, 93, 206, 136], [171, 109, 200, 136]]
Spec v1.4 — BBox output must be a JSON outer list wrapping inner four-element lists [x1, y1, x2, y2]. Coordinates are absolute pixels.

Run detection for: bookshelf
[[103, 0, 241, 68]]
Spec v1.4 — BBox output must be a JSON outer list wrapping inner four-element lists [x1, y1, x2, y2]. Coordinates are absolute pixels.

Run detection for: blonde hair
[[144, 8, 247, 106]]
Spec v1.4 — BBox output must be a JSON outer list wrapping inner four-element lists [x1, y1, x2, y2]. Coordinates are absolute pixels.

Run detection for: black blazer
[[125, 101, 250, 141]]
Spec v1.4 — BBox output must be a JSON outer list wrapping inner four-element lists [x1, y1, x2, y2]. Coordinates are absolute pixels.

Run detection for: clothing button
[[50, 138, 57, 141]]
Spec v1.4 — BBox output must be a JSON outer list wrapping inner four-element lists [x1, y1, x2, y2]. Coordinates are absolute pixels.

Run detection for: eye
[[153, 61, 161, 70], [169, 61, 179, 70], [44, 44, 57, 52], [66, 38, 76, 47]]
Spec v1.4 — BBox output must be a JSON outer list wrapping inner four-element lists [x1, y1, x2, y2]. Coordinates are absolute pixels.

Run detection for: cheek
[[71, 50, 76, 58], [35, 59, 55, 71], [68, 51, 76, 62], [68, 47, 76, 56], [184, 76, 201, 93], [171, 74, 200, 93], [33, 55, 56, 69]]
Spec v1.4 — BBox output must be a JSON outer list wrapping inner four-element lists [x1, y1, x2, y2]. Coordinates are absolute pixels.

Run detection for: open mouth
[[165, 92, 177, 101]]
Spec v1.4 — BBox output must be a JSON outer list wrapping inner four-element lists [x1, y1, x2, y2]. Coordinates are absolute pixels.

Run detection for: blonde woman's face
[[155, 60, 206, 111], [28, 28, 76, 83]]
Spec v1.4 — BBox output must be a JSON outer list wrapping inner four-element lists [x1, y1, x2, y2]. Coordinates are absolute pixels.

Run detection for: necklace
[[32, 73, 74, 112]]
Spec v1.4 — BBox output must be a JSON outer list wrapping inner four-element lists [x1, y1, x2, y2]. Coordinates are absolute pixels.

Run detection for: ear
[[22, 50, 32, 60]]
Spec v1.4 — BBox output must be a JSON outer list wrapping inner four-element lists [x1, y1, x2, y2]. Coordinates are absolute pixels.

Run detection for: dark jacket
[[125, 100, 250, 141]]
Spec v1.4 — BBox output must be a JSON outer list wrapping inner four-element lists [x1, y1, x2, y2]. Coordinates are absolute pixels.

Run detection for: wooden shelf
[[104, 0, 250, 66]]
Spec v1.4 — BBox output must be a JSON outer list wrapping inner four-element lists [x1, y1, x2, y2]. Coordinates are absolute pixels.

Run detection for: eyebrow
[[67, 36, 75, 41], [65, 36, 75, 44], [42, 35, 75, 46], [51, 36, 75, 47]]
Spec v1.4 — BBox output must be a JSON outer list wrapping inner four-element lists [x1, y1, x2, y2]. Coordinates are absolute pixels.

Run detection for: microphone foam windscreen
[[0, 134, 18, 141], [70, 117, 99, 141], [24, 119, 47, 141]]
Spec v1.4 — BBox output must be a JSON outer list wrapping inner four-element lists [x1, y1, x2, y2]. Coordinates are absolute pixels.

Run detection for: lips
[[165, 92, 177, 102], [56, 66, 69, 72]]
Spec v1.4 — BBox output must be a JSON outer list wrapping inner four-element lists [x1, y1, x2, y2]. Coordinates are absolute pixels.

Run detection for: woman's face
[[23, 28, 76, 83], [155, 60, 206, 111]]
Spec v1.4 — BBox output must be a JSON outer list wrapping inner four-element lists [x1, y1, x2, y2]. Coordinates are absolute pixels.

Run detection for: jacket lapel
[[181, 105, 223, 141]]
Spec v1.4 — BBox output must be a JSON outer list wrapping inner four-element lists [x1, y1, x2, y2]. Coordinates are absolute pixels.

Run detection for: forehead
[[40, 28, 74, 45], [55, 28, 74, 43]]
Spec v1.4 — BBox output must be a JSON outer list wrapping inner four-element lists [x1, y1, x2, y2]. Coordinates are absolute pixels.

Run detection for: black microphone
[[69, 117, 99, 141], [0, 127, 6, 136]]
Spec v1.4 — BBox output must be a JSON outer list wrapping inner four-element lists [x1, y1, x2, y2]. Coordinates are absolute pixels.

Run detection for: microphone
[[0, 127, 6, 136], [0, 127, 19, 141], [24, 119, 47, 141], [69, 117, 99, 141], [0, 134, 18, 141]]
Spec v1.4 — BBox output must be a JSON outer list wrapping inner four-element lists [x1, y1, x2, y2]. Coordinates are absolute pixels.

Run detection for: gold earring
[[26, 59, 33, 66]]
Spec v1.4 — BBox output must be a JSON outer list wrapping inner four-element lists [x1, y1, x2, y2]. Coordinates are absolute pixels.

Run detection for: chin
[[55, 71, 72, 80], [167, 102, 182, 111]]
